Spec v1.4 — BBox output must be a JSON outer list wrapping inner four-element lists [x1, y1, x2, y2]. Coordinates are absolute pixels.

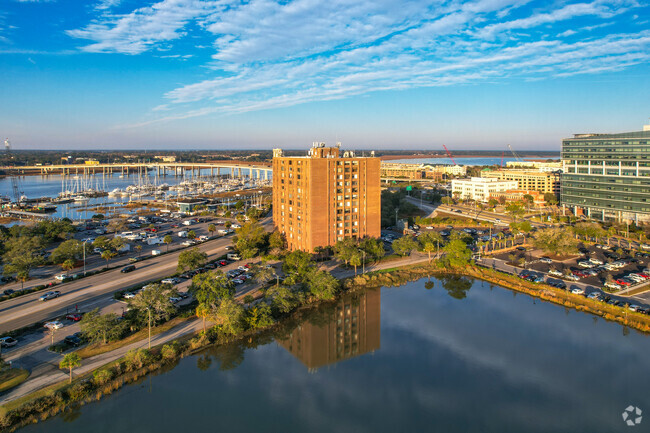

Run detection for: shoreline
[[2, 259, 648, 431], [379, 154, 560, 161]]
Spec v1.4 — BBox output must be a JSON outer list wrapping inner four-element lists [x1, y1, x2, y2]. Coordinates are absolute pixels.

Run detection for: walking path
[[0, 319, 203, 405]]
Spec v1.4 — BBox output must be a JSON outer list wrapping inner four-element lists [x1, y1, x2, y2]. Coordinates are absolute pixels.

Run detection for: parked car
[[539, 257, 553, 264], [64, 333, 84, 346], [65, 313, 83, 321], [39, 291, 61, 301], [548, 269, 563, 277], [121, 265, 136, 273], [44, 321, 64, 330], [161, 278, 180, 285], [123, 292, 136, 299], [54, 274, 70, 281], [3, 289, 15, 296], [0, 336, 18, 347], [604, 282, 622, 291], [571, 288, 585, 295]]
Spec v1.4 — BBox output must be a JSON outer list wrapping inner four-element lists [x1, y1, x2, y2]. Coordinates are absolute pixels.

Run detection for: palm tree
[[134, 244, 142, 259], [101, 250, 117, 269], [59, 353, 81, 384], [208, 224, 216, 238], [62, 259, 75, 276], [164, 235, 173, 252]]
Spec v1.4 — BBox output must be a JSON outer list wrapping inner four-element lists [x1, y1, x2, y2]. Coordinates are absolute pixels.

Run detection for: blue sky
[[0, 0, 649, 151]]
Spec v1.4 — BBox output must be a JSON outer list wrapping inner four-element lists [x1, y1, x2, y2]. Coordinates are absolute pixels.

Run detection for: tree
[[107, 218, 127, 234], [163, 235, 173, 252], [440, 239, 472, 268], [333, 238, 358, 265], [101, 249, 117, 269], [418, 231, 443, 263], [208, 224, 216, 238], [51, 239, 86, 265], [282, 250, 315, 283], [349, 250, 363, 275], [190, 271, 235, 305], [392, 235, 418, 256], [251, 263, 274, 285], [177, 247, 208, 273], [305, 269, 339, 300], [109, 236, 125, 252], [80, 309, 125, 344], [266, 285, 301, 315], [2, 236, 44, 289], [93, 236, 109, 251], [62, 259, 75, 275], [505, 202, 525, 221], [532, 228, 579, 257], [233, 221, 267, 259], [128, 284, 177, 349], [187, 230, 196, 240], [359, 237, 385, 262], [216, 298, 245, 335], [60, 353, 81, 384], [245, 304, 274, 330]]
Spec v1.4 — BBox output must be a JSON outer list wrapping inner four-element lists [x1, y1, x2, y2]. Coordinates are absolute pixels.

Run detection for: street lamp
[[82, 240, 87, 276]]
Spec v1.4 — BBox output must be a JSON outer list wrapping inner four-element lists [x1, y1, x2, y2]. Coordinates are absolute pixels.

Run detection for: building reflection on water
[[278, 288, 381, 370]]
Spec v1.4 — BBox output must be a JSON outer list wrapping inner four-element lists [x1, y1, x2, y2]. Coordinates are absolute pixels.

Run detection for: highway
[[0, 217, 272, 334]]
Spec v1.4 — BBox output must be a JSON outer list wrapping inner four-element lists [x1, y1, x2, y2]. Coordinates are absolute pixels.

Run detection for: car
[[564, 274, 580, 282], [571, 288, 585, 295], [161, 278, 179, 285], [627, 274, 645, 283], [516, 246, 526, 251], [65, 313, 83, 321], [54, 274, 70, 281], [39, 291, 61, 301], [629, 304, 642, 312], [539, 257, 553, 264], [121, 265, 136, 273], [587, 292, 602, 300], [123, 292, 136, 299], [604, 282, 622, 291], [232, 278, 245, 285], [0, 336, 18, 347], [64, 332, 84, 346], [181, 241, 193, 247], [548, 269, 563, 277], [44, 321, 64, 330], [533, 276, 545, 283], [169, 296, 182, 303], [218, 260, 228, 266], [238, 266, 249, 272], [614, 279, 631, 286], [577, 261, 593, 268], [3, 289, 15, 296]]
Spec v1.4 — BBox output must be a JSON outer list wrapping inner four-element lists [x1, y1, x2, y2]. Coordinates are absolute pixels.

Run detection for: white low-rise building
[[451, 177, 518, 202]]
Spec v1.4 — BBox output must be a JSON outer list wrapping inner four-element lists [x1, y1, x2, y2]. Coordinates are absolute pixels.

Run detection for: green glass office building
[[561, 128, 650, 223]]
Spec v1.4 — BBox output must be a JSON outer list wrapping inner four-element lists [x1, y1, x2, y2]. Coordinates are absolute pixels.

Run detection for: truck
[[177, 231, 188, 238], [147, 237, 164, 245]]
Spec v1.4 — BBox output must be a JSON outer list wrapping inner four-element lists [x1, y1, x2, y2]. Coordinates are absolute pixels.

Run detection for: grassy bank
[[0, 370, 29, 394]]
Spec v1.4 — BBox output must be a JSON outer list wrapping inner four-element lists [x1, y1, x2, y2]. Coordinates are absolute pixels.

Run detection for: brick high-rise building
[[272, 143, 381, 251]]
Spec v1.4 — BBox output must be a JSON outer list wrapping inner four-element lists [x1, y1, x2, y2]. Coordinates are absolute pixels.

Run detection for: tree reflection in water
[[440, 275, 472, 300]]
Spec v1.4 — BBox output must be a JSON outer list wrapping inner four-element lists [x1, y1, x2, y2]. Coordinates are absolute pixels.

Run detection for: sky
[[0, 0, 649, 151]]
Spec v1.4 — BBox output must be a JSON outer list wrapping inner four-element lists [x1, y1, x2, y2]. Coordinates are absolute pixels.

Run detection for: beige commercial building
[[451, 177, 518, 202], [482, 169, 560, 195], [273, 143, 381, 252]]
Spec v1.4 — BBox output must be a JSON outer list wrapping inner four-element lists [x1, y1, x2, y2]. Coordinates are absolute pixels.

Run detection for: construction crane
[[507, 143, 523, 163], [442, 144, 457, 165], [5, 138, 22, 203]]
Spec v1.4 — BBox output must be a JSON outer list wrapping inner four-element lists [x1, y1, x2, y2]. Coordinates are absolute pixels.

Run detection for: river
[[18, 276, 650, 433]]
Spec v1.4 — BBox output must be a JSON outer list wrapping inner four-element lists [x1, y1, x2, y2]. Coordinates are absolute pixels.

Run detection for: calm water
[[391, 156, 560, 166], [18, 276, 650, 433]]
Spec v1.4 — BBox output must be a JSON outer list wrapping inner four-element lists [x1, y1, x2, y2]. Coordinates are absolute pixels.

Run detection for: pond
[[18, 276, 649, 433]]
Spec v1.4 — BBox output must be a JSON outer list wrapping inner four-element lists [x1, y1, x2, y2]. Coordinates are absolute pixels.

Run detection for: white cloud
[[65, 0, 650, 126]]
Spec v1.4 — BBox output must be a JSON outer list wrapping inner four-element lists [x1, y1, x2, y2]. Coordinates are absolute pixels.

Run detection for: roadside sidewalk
[[0, 318, 202, 406]]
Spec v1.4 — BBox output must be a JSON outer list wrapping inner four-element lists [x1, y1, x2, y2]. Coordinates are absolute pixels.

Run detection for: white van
[[177, 231, 188, 238]]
